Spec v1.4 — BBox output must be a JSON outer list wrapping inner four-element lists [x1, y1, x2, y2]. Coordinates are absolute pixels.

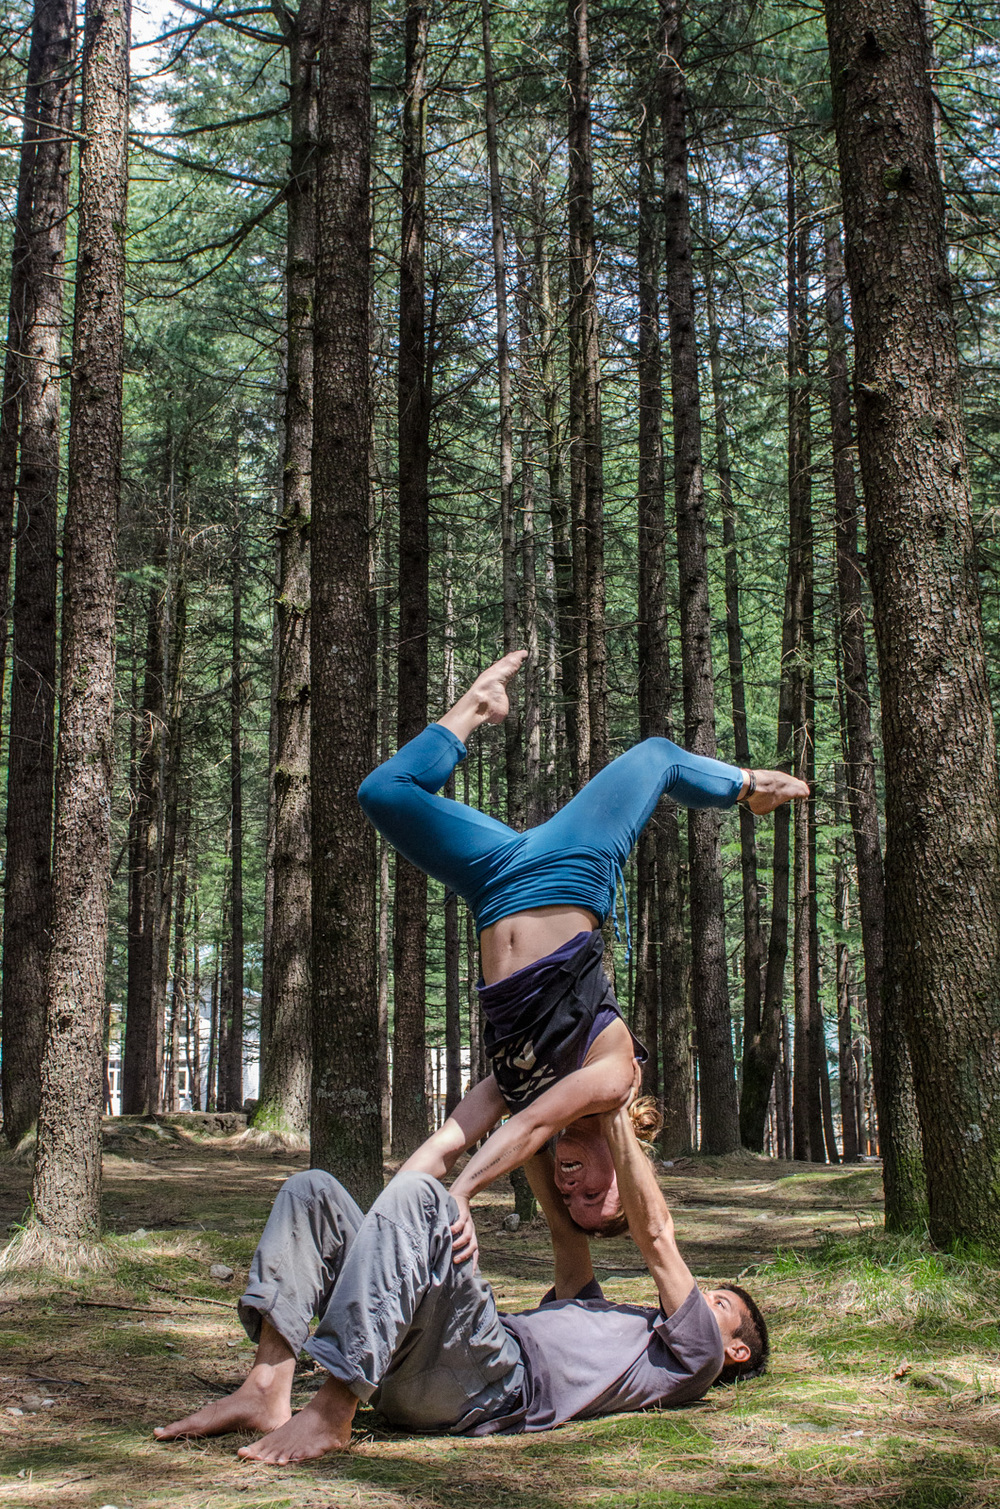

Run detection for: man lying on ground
[[154, 1107, 768, 1463]]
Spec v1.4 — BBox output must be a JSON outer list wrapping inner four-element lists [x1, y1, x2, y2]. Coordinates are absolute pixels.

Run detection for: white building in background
[[105, 986, 260, 1114]]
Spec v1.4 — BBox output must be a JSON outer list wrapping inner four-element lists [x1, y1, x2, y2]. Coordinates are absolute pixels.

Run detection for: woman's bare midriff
[[479, 904, 600, 985]]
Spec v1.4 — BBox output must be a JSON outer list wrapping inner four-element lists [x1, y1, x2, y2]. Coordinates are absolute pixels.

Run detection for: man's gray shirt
[[492, 1281, 724, 1433]]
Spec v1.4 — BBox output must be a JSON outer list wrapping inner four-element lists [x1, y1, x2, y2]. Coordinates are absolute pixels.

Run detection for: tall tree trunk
[[391, 0, 432, 1158], [166, 808, 189, 1113], [482, 0, 523, 827], [160, 575, 188, 1113], [150, 487, 188, 1110], [701, 197, 769, 1151], [206, 939, 219, 1113], [516, 235, 542, 822], [187, 816, 202, 1110], [219, 478, 245, 1111], [217, 837, 233, 1110], [310, 0, 382, 1203], [377, 539, 392, 1141], [825, 0, 1000, 1246], [635, 102, 668, 1103], [660, 0, 738, 1153], [532, 168, 576, 794], [442, 552, 461, 1117], [834, 762, 860, 1161], [257, 0, 317, 1137], [0, 0, 74, 1146], [0, 0, 74, 740], [759, 157, 803, 1162], [32, 0, 128, 1242], [122, 536, 167, 1115], [787, 167, 822, 1161], [824, 215, 925, 1223], [566, 0, 607, 778]]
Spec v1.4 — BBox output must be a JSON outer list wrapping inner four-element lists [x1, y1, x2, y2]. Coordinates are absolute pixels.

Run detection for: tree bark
[[310, 0, 382, 1204], [0, 0, 74, 748], [531, 167, 576, 796], [33, 0, 128, 1242], [442, 551, 462, 1118], [257, 0, 318, 1137], [516, 234, 542, 823], [701, 196, 769, 1152], [834, 763, 860, 1161], [187, 816, 202, 1109], [824, 215, 925, 1222], [635, 102, 668, 1104], [825, 0, 1000, 1246], [566, 0, 607, 779], [786, 166, 821, 1161], [660, 0, 738, 1153], [0, 0, 74, 1147], [122, 535, 167, 1115], [758, 158, 803, 1162], [377, 536, 392, 1140], [219, 475, 245, 1111], [166, 804, 190, 1113], [482, 0, 523, 829], [391, 0, 432, 1158], [206, 941, 219, 1112]]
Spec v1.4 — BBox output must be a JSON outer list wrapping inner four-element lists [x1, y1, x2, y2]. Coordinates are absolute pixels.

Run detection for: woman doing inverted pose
[[359, 651, 807, 1260]]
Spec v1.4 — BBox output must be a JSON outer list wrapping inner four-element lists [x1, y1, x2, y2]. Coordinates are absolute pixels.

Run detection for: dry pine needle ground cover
[[2, 1119, 999, 1509]]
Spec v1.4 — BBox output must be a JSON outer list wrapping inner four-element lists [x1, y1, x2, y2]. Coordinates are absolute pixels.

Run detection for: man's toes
[[154, 1420, 193, 1439]]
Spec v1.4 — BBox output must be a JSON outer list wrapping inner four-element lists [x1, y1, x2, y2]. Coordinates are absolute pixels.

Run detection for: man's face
[[702, 1287, 751, 1356], [552, 1121, 620, 1229]]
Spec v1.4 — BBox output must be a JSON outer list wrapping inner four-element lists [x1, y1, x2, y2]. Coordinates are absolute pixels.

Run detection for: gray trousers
[[238, 1169, 526, 1434]]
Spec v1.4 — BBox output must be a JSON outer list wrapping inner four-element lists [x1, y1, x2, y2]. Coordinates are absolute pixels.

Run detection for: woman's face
[[552, 1120, 620, 1229]]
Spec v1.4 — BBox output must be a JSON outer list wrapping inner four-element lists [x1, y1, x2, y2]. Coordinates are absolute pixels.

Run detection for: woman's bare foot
[[154, 1361, 294, 1441], [237, 1377, 357, 1464], [740, 768, 810, 816], [438, 649, 528, 744]]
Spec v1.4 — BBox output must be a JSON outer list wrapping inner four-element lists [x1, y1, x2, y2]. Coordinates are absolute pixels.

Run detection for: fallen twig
[[73, 1300, 180, 1315], [149, 1284, 232, 1309]]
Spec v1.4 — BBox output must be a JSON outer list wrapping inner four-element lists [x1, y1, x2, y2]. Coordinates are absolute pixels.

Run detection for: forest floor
[[2, 1119, 1000, 1509]]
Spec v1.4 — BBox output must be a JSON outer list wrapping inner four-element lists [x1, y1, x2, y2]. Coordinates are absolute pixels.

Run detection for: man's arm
[[524, 1150, 595, 1299], [602, 1105, 695, 1316]]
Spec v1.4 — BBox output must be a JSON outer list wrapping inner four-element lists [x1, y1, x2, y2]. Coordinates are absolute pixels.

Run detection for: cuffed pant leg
[[305, 1172, 523, 1428], [238, 1169, 364, 1356]]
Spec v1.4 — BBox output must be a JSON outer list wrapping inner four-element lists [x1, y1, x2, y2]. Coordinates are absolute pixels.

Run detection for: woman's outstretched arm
[[399, 1073, 507, 1181]]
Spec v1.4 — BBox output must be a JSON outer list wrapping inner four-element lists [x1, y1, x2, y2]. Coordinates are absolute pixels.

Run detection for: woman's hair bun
[[628, 1094, 663, 1149]]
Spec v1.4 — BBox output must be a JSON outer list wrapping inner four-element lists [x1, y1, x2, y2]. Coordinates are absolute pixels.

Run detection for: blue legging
[[358, 725, 743, 936]]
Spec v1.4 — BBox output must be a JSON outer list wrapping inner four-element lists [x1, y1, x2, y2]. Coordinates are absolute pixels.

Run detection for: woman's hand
[[449, 1192, 480, 1269]]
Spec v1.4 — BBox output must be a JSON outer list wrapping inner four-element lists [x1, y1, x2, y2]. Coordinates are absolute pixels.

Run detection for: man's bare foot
[[740, 768, 810, 816], [438, 650, 528, 743], [154, 1362, 293, 1441], [237, 1377, 357, 1464]]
